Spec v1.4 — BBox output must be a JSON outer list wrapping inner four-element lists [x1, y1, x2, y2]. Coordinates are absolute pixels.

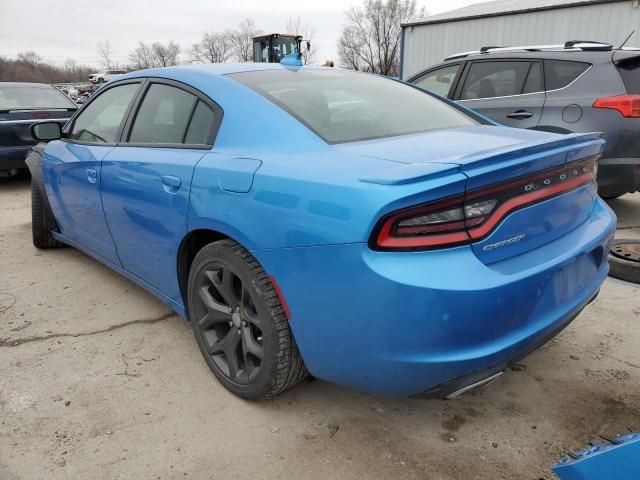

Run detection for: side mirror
[[32, 122, 62, 141]]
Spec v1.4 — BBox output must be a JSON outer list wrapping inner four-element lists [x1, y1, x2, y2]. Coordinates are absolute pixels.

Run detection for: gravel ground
[[1, 174, 639, 480]]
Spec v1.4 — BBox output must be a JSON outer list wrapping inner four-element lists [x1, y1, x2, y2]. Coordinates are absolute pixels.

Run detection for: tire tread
[[191, 239, 308, 399]]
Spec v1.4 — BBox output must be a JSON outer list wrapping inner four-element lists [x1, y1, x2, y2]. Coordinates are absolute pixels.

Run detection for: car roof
[[444, 50, 613, 62], [120, 62, 327, 80]]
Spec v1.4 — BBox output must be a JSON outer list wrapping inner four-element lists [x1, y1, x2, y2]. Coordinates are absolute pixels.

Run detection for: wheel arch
[[177, 227, 258, 311], [25, 143, 59, 229]]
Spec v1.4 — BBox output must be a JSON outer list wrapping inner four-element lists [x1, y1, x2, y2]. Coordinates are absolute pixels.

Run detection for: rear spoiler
[[612, 50, 640, 65], [360, 132, 604, 186]]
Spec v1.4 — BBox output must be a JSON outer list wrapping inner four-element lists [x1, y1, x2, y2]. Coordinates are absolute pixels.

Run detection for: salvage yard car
[[27, 61, 616, 399], [408, 41, 640, 199], [0, 82, 76, 176]]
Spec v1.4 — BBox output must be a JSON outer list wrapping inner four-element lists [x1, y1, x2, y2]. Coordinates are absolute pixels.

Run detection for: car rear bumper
[[254, 198, 616, 397], [597, 157, 640, 197], [0, 145, 32, 170], [412, 288, 600, 399]]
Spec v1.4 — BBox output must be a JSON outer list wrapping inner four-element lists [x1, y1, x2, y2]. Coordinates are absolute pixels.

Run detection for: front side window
[[460, 61, 533, 100], [69, 83, 139, 143], [411, 64, 461, 97], [229, 69, 478, 144], [544, 60, 590, 91], [129, 84, 197, 144]]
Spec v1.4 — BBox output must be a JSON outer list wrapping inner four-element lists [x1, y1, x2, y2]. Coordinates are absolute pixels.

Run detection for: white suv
[[88, 70, 126, 84]]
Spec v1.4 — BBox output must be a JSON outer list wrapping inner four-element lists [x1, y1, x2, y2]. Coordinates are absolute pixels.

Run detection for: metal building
[[400, 0, 640, 80]]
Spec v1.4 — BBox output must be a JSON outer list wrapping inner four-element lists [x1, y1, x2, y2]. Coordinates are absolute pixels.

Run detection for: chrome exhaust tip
[[445, 371, 504, 399]]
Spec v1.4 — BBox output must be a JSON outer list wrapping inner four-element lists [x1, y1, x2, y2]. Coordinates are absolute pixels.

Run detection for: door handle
[[506, 110, 534, 119], [86, 168, 97, 184], [162, 175, 181, 193]]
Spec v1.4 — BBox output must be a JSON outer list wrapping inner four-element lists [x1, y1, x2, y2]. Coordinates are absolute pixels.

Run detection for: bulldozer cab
[[252, 34, 303, 63]]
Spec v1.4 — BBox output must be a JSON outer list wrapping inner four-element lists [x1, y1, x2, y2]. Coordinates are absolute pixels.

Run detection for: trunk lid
[[351, 126, 605, 264], [0, 110, 74, 147]]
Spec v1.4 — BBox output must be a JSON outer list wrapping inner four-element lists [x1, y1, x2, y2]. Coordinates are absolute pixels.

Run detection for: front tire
[[31, 176, 64, 249], [187, 240, 307, 399]]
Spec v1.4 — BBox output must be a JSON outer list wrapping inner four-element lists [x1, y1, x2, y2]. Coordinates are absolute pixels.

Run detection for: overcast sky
[[0, 0, 487, 67]]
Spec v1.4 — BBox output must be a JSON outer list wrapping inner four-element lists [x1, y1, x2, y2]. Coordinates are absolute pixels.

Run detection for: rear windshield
[[617, 57, 640, 94], [0, 84, 75, 111], [229, 69, 478, 144]]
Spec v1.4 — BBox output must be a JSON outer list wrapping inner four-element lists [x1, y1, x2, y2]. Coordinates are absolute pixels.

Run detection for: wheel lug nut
[[228, 321, 233, 326]]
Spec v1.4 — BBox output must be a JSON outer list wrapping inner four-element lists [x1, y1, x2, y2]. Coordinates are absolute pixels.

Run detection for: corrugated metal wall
[[401, 0, 640, 79]]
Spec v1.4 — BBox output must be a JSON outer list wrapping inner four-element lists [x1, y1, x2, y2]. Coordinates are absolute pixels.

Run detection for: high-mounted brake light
[[593, 94, 640, 118], [371, 156, 598, 251]]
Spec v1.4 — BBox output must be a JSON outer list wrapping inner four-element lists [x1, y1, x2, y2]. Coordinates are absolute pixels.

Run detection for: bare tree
[[97, 40, 114, 69], [338, 0, 425, 76], [189, 32, 231, 63], [129, 41, 156, 69], [0, 53, 93, 82], [128, 41, 180, 70], [337, 27, 363, 71], [153, 41, 181, 67], [285, 16, 317, 64], [230, 18, 260, 62], [17, 51, 42, 69]]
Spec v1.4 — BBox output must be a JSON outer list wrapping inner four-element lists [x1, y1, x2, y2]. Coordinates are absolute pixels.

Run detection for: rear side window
[[69, 83, 139, 143], [460, 61, 533, 100], [184, 101, 216, 144], [617, 57, 640, 93], [544, 60, 590, 90], [129, 84, 197, 144], [411, 64, 461, 97]]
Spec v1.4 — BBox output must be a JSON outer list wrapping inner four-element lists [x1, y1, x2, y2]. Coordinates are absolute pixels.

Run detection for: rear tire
[[31, 179, 64, 249], [187, 239, 307, 399]]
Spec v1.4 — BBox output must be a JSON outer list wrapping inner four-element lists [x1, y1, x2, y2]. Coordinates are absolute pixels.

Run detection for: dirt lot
[[1, 174, 639, 480]]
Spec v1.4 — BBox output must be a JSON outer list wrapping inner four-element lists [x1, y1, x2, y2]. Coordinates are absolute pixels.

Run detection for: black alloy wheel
[[188, 240, 307, 399], [192, 261, 264, 384]]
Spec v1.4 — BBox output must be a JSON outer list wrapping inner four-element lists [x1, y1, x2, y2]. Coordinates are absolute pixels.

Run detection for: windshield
[[0, 84, 75, 110], [229, 69, 478, 144]]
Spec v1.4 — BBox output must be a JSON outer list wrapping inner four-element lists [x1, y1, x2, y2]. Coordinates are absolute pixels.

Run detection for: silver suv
[[408, 41, 640, 198]]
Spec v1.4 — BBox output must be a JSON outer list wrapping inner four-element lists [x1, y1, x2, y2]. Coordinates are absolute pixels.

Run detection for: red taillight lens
[[371, 156, 598, 251], [593, 94, 640, 118]]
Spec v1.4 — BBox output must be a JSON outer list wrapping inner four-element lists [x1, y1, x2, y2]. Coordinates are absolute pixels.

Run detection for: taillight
[[371, 156, 598, 251], [593, 94, 640, 118]]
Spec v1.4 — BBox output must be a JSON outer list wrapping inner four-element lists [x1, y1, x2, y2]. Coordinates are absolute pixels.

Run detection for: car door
[[409, 63, 463, 99], [100, 79, 222, 301], [43, 81, 142, 264], [455, 60, 545, 128]]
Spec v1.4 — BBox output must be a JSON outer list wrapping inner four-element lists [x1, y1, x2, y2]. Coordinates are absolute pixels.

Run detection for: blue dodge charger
[[28, 60, 616, 399]]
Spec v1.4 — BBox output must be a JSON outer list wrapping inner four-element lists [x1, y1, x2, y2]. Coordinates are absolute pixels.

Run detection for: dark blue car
[[28, 62, 615, 399], [0, 82, 76, 176]]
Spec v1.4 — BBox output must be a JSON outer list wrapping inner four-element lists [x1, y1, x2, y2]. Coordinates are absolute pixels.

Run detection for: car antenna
[[619, 30, 635, 48]]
